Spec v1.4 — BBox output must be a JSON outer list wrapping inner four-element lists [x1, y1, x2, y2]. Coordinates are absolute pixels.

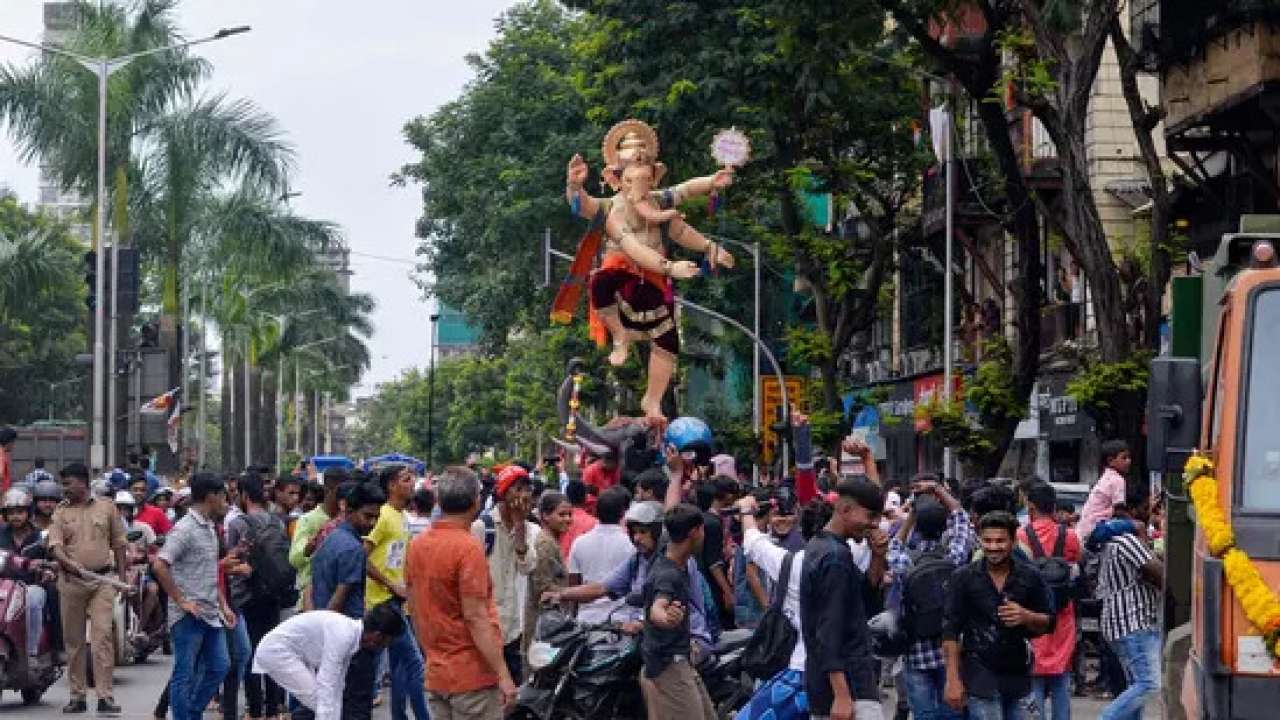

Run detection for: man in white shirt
[[566, 486, 636, 623], [252, 604, 404, 720], [470, 465, 539, 683]]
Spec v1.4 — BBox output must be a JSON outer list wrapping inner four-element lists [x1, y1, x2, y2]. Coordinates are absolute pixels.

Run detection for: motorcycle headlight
[[526, 641, 559, 672]]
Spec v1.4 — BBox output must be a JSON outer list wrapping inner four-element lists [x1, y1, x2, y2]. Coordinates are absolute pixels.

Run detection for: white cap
[[710, 454, 737, 478], [114, 490, 136, 506]]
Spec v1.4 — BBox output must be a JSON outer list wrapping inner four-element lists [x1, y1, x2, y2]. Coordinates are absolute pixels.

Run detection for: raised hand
[[567, 154, 589, 187]]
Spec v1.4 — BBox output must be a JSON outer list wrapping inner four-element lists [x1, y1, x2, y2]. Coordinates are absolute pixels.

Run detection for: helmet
[[33, 480, 63, 501], [2, 488, 31, 510], [149, 486, 173, 502], [867, 610, 910, 658], [664, 417, 713, 463], [91, 478, 113, 498], [114, 490, 136, 507]]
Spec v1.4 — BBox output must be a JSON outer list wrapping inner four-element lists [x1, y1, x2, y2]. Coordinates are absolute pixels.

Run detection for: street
[[0, 653, 1124, 720]]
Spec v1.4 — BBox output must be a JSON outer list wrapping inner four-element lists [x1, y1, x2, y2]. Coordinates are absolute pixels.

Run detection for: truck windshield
[[1242, 287, 1280, 510]]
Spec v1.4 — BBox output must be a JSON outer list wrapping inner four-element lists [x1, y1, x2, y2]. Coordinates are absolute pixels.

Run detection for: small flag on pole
[[166, 399, 182, 453], [141, 387, 181, 415]]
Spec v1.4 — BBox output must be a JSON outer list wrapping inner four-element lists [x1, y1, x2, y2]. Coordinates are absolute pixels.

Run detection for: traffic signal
[[83, 250, 97, 310], [117, 247, 140, 315]]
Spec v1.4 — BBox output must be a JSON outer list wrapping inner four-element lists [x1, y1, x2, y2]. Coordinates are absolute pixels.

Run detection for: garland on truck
[[1183, 455, 1280, 661]]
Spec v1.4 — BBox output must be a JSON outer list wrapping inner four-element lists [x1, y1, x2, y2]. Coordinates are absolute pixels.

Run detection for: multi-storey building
[[36, 2, 90, 239], [841, 8, 1167, 485]]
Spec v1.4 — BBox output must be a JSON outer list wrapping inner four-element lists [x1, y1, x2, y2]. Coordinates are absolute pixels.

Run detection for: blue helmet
[[664, 417, 713, 464]]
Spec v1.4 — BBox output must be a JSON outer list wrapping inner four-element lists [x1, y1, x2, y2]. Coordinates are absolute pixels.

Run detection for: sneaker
[[97, 698, 122, 716], [63, 699, 88, 714]]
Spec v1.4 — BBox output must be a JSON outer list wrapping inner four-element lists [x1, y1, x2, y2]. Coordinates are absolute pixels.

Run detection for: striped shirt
[[1096, 533, 1159, 641]]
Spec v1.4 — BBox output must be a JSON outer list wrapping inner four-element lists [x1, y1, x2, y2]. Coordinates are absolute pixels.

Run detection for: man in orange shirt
[[1017, 482, 1081, 720], [405, 466, 516, 720]]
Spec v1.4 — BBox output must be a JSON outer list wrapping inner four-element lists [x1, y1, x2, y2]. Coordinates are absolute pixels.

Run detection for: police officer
[[47, 462, 128, 715]]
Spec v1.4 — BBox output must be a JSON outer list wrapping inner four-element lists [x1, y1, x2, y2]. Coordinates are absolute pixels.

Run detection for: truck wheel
[[21, 687, 42, 705]]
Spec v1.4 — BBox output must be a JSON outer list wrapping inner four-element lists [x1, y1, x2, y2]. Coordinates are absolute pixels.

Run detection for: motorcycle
[[698, 628, 753, 717], [514, 609, 754, 720], [0, 544, 64, 704], [515, 609, 642, 720], [124, 533, 168, 663]]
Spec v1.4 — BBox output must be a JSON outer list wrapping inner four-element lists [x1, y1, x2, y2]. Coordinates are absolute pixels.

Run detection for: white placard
[[1237, 636, 1280, 675]]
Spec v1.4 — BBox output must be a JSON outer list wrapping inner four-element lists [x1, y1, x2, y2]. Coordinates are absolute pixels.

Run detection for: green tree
[[0, 194, 88, 423], [398, 0, 599, 348], [0, 1, 292, 366]]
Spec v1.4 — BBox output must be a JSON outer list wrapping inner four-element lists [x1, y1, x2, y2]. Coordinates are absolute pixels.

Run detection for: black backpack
[[480, 512, 496, 556], [1025, 523, 1074, 613], [901, 546, 955, 640], [742, 552, 798, 680], [244, 513, 299, 608]]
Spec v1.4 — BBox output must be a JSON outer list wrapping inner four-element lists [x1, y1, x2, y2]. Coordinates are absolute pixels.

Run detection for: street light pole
[[710, 234, 763, 483], [426, 313, 440, 467], [0, 26, 251, 471]]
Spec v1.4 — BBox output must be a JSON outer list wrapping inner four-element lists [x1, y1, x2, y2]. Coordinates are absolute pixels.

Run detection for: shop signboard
[[761, 375, 806, 464]]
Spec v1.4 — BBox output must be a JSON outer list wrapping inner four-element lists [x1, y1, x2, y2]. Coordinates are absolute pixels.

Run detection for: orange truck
[[1148, 221, 1280, 720]]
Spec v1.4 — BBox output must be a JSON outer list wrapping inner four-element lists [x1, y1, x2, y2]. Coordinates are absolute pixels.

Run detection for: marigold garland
[[1183, 455, 1280, 663]]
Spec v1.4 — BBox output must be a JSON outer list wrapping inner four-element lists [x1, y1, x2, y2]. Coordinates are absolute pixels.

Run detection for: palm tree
[[197, 187, 372, 469], [0, 1, 205, 248], [0, 1, 291, 358]]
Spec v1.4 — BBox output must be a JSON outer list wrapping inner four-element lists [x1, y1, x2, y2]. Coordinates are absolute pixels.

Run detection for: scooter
[[0, 545, 64, 704]]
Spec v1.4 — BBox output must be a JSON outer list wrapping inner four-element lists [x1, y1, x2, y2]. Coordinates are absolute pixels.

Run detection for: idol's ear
[[653, 162, 667, 187]]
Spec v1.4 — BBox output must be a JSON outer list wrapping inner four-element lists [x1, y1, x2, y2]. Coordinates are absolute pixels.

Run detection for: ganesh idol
[[554, 119, 736, 425]]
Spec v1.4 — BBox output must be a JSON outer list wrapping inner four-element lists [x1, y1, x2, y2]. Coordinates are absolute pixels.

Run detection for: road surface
[[0, 654, 1122, 719]]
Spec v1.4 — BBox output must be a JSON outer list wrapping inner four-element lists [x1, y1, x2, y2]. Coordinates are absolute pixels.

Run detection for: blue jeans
[[1100, 629, 1161, 720], [221, 613, 251, 720], [902, 665, 964, 720], [1031, 673, 1071, 720], [170, 614, 231, 720], [388, 604, 429, 720], [965, 689, 1028, 720], [25, 585, 46, 656]]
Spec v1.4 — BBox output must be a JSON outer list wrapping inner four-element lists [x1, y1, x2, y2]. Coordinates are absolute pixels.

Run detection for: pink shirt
[[559, 507, 598, 560], [1076, 467, 1126, 540]]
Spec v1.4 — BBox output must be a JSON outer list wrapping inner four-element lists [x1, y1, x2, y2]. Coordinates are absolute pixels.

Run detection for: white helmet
[[114, 490, 136, 506], [2, 488, 32, 510]]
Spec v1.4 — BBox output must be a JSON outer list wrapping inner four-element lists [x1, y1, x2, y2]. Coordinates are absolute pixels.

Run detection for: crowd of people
[[0, 418, 1165, 720]]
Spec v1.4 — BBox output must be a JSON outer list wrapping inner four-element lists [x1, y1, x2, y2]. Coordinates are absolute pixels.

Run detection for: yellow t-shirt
[[365, 503, 409, 608]]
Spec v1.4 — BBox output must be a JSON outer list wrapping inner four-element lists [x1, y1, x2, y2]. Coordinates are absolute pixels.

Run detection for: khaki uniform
[[48, 496, 126, 701]]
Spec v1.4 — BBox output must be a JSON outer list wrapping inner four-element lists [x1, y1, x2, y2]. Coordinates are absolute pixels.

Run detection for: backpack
[[901, 546, 955, 640], [243, 513, 299, 608], [742, 552, 798, 680], [480, 512, 496, 556], [1025, 523, 1075, 613]]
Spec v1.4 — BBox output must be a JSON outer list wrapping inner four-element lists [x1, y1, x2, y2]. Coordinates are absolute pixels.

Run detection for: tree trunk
[[1054, 131, 1131, 362], [220, 355, 232, 471], [255, 366, 275, 470], [972, 94, 1045, 478], [1110, 18, 1172, 352]]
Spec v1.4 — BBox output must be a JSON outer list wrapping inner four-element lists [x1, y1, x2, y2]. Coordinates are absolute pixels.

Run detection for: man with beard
[[943, 512, 1053, 719]]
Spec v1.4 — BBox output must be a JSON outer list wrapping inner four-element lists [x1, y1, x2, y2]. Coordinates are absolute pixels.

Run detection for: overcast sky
[[0, 0, 516, 396]]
